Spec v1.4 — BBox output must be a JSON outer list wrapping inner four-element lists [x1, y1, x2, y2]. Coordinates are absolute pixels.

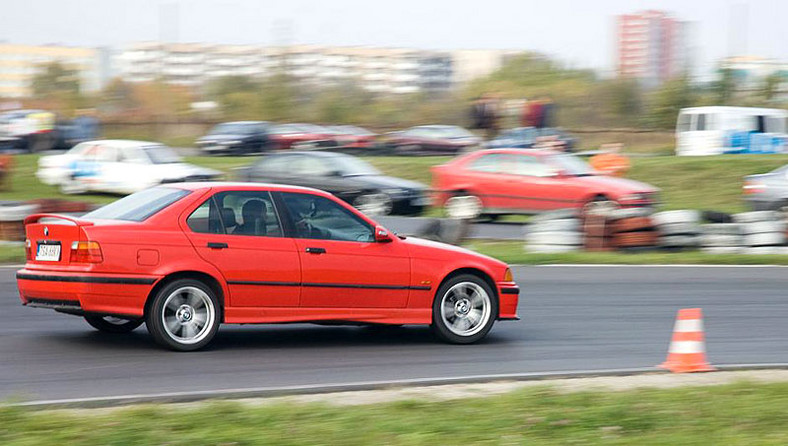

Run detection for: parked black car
[[239, 151, 429, 216], [196, 121, 271, 155]]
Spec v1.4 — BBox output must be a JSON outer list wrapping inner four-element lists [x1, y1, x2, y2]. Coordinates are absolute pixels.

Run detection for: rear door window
[[188, 191, 284, 237], [84, 187, 191, 221]]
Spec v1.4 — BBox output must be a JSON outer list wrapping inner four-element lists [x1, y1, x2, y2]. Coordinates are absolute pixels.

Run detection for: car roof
[[217, 121, 268, 125], [168, 181, 332, 196], [468, 148, 558, 157], [266, 150, 347, 158], [76, 139, 164, 148]]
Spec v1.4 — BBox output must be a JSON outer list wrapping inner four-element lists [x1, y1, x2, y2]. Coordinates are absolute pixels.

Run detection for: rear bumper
[[497, 284, 520, 320], [16, 269, 158, 318]]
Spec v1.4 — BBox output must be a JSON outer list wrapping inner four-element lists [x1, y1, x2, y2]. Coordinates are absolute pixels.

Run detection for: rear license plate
[[36, 243, 61, 261], [412, 197, 431, 206]]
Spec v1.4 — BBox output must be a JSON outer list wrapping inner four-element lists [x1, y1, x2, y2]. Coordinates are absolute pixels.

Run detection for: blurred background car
[[238, 151, 428, 215], [432, 148, 658, 219], [0, 109, 57, 152], [196, 121, 271, 155], [384, 125, 481, 155], [37, 139, 221, 194], [743, 165, 788, 210], [326, 125, 378, 150], [486, 127, 576, 152], [268, 123, 339, 151], [53, 114, 100, 150]]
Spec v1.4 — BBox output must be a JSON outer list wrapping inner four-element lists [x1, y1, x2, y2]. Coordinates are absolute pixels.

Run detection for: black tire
[[84, 315, 143, 333], [146, 279, 221, 351], [431, 274, 497, 344]]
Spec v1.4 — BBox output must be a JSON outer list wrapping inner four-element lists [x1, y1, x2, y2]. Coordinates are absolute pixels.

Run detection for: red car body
[[269, 124, 337, 150], [432, 149, 658, 214], [16, 183, 518, 350]]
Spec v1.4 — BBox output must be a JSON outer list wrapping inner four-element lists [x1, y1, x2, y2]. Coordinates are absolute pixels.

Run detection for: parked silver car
[[744, 165, 788, 210]]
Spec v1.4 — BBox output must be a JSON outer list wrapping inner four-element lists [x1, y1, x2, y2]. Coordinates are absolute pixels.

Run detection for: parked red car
[[269, 123, 338, 150], [432, 149, 658, 218], [16, 183, 519, 351]]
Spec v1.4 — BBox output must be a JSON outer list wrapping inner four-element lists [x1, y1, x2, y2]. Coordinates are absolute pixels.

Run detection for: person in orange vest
[[590, 143, 630, 177]]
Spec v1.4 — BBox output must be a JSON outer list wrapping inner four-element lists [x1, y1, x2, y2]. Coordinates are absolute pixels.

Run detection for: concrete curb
[[12, 364, 788, 410]]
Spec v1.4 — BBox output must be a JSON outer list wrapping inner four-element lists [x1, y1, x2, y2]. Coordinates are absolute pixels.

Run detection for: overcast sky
[[1, 0, 786, 77]]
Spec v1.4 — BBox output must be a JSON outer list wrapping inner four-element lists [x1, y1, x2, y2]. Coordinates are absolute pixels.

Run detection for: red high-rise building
[[616, 10, 690, 86]]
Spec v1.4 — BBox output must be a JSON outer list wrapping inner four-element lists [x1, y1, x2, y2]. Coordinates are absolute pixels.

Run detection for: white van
[[676, 106, 788, 156]]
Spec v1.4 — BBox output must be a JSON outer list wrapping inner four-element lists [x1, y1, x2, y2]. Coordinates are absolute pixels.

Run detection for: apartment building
[[615, 10, 691, 87], [116, 42, 462, 94], [0, 43, 108, 98]]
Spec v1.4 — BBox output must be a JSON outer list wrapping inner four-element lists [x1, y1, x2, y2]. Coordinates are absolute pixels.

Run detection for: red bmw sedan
[[17, 183, 519, 351], [432, 149, 658, 218]]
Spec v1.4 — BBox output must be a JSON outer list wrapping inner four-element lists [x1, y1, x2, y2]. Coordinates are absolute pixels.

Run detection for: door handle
[[207, 242, 228, 249], [305, 247, 326, 254]]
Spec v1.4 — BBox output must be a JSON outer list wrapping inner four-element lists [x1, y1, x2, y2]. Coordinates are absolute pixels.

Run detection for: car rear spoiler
[[24, 213, 94, 226]]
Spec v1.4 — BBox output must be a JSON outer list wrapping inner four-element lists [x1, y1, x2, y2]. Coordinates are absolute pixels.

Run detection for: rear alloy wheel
[[353, 193, 393, 216], [431, 274, 497, 344], [84, 315, 143, 334], [445, 194, 483, 220], [146, 279, 220, 351]]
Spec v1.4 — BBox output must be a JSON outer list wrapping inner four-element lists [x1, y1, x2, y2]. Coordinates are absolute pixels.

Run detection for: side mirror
[[374, 226, 393, 243]]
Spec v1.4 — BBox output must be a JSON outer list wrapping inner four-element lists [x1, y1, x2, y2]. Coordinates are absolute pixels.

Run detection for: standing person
[[522, 99, 543, 128], [538, 96, 556, 129], [469, 96, 486, 132], [483, 94, 500, 139]]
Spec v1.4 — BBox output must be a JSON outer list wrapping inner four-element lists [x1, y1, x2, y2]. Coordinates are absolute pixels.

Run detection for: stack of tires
[[0, 201, 39, 242], [734, 211, 788, 254], [525, 210, 583, 253], [652, 210, 701, 250], [583, 208, 656, 251], [610, 208, 659, 251], [700, 223, 744, 254]]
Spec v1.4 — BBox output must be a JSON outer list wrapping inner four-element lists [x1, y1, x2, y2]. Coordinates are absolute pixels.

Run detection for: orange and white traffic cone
[[658, 308, 715, 373]]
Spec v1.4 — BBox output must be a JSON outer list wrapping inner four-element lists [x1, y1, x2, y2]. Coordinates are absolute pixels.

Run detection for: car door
[[277, 191, 411, 308], [183, 190, 302, 307], [501, 154, 567, 211], [461, 153, 511, 211]]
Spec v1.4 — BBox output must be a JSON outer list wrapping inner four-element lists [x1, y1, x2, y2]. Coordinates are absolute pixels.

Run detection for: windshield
[[142, 145, 182, 164], [209, 123, 256, 135], [333, 155, 381, 176], [83, 187, 190, 221], [548, 154, 596, 176]]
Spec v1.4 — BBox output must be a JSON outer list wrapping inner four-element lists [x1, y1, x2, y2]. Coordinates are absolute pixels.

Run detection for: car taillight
[[70, 241, 103, 263], [504, 268, 513, 282], [25, 238, 32, 261], [743, 181, 765, 195]]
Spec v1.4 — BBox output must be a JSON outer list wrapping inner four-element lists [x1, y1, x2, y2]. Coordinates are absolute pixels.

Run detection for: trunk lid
[[24, 214, 92, 266]]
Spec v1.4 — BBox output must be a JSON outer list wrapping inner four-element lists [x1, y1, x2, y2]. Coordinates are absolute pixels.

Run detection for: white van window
[[695, 114, 706, 131]]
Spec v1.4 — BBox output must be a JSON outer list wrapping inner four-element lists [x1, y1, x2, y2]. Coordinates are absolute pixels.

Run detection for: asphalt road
[[1, 265, 787, 403]]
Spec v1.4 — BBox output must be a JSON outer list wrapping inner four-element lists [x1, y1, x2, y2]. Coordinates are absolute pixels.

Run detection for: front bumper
[[497, 283, 520, 320], [16, 269, 158, 318]]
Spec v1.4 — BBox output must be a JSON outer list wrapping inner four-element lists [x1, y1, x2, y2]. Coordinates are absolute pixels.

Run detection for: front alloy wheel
[[431, 274, 497, 344], [147, 279, 220, 351]]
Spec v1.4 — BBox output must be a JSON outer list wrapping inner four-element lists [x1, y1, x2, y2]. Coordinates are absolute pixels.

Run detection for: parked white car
[[37, 140, 222, 195]]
